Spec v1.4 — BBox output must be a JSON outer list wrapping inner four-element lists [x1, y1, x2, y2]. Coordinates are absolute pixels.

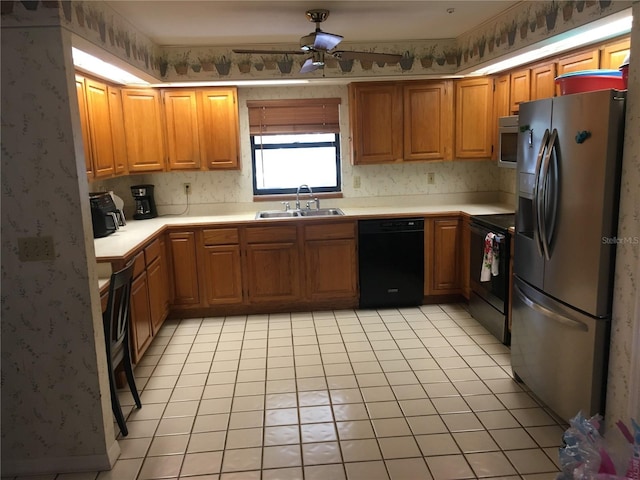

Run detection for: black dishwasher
[[358, 218, 424, 309]]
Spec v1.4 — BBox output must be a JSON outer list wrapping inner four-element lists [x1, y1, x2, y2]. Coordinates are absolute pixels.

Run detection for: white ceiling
[[105, 1, 519, 47]]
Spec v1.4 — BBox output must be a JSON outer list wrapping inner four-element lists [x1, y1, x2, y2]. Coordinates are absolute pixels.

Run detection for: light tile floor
[[6, 304, 567, 480]]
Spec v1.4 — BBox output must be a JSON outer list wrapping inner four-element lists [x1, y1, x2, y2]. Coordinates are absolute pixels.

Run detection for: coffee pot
[[130, 184, 158, 220]]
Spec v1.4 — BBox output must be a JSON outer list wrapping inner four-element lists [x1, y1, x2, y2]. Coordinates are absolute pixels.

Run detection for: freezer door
[[543, 90, 625, 317], [514, 98, 552, 289], [511, 276, 609, 422]]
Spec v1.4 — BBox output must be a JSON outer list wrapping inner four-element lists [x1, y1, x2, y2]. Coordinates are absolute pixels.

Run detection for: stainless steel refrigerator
[[511, 89, 626, 422]]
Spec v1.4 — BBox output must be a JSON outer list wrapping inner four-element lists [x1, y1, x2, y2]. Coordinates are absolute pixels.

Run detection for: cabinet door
[[107, 86, 128, 175], [530, 63, 556, 100], [305, 239, 357, 301], [349, 83, 403, 164], [198, 88, 239, 170], [455, 78, 492, 159], [557, 49, 600, 75], [168, 231, 200, 305], [509, 69, 530, 114], [121, 89, 166, 172], [600, 37, 630, 69], [75, 76, 93, 177], [246, 242, 301, 303], [203, 245, 244, 305], [85, 79, 116, 177], [492, 74, 510, 161], [426, 217, 461, 295], [403, 81, 453, 161], [163, 89, 201, 170], [147, 255, 169, 334], [130, 271, 153, 363]]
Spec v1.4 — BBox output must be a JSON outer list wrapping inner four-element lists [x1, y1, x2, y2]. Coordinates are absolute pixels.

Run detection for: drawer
[[305, 222, 355, 241], [132, 252, 146, 278], [203, 228, 239, 246], [246, 226, 297, 244], [144, 238, 161, 265]]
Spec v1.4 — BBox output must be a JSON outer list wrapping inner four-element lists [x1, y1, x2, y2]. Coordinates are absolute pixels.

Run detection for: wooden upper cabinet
[[198, 88, 240, 170], [492, 74, 510, 160], [84, 79, 116, 177], [600, 37, 630, 69], [557, 48, 600, 75], [455, 77, 492, 159], [107, 86, 128, 175], [403, 81, 453, 161], [163, 89, 201, 170], [509, 69, 530, 114], [121, 88, 166, 172], [349, 82, 403, 164], [75, 76, 93, 178], [530, 63, 557, 101]]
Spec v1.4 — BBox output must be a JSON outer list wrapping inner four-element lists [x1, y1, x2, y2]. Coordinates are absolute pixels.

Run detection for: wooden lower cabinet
[[426, 217, 462, 296], [246, 242, 301, 304], [130, 268, 153, 363], [168, 231, 200, 305], [304, 222, 357, 302], [203, 245, 243, 305], [147, 256, 169, 334]]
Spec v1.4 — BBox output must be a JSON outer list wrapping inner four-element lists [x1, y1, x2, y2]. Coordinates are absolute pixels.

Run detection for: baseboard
[[1, 444, 119, 477]]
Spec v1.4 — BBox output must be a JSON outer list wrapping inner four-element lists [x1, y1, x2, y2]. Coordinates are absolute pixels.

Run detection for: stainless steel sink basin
[[255, 211, 301, 219], [255, 208, 344, 219], [298, 208, 344, 217]]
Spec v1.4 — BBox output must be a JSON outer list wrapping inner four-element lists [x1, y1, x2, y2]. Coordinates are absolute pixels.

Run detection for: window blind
[[247, 98, 341, 135]]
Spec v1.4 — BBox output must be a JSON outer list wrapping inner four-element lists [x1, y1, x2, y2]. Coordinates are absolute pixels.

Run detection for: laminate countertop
[[94, 202, 514, 261]]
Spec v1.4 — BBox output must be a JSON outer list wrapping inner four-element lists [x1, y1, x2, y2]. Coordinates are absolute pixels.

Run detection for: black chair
[[103, 262, 141, 436]]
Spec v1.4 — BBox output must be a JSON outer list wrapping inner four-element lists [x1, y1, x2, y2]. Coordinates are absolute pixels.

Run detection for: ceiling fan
[[232, 9, 403, 73]]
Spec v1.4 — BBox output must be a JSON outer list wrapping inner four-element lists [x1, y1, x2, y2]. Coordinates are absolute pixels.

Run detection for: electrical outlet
[[184, 183, 191, 195], [18, 236, 55, 262], [353, 176, 361, 189], [427, 172, 435, 185]]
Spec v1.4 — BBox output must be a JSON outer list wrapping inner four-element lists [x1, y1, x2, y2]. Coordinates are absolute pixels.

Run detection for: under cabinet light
[[72, 47, 150, 85], [469, 9, 632, 76]]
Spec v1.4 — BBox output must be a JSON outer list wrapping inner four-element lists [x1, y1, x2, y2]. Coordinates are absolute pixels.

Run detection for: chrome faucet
[[296, 184, 318, 210]]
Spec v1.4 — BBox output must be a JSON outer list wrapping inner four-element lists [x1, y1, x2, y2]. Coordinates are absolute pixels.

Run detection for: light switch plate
[[353, 176, 361, 189], [18, 236, 55, 262]]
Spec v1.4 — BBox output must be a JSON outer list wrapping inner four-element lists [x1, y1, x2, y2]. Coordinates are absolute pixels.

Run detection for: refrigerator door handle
[[514, 282, 588, 332], [539, 128, 558, 261], [533, 129, 550, 258]]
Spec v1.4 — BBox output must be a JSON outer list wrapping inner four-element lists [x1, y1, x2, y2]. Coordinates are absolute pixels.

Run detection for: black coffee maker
[[131, 184, 158, 220]]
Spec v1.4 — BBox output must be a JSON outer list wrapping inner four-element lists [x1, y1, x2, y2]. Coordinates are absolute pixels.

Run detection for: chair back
[[103, 262, 135, 366]]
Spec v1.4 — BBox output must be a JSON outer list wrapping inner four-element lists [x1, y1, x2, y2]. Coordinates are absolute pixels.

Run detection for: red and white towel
[[481, 233, 500, 282]]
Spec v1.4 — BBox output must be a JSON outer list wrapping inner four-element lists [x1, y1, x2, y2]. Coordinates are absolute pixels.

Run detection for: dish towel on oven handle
[[480, 232, 502, 282]]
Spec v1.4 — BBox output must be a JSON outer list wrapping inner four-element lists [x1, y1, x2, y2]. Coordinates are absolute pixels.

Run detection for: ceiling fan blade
[[232, 49, 306, 55], [333, 51, 403, 63], [313, 31, 343, 51], [300, 58, 322, 74]]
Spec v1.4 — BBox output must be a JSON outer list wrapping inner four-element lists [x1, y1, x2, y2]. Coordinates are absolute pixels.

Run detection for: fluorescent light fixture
[[150, 79, 311, 87], [470, 10, 632, 76], [72, 47, 150, 85]]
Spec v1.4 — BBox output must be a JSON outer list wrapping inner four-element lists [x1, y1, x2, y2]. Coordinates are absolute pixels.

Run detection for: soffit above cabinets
[[104, 1, 518, 47]]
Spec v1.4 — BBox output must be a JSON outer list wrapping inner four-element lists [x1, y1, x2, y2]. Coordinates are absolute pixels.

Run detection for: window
[[252, 133, 340, 195], [247, 98, 341, 196]]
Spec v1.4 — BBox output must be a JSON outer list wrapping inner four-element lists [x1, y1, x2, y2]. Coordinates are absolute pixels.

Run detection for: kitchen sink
[[255, 210, 301, 219], [298, 208, 344, 217], [255, 208, 344, 219]]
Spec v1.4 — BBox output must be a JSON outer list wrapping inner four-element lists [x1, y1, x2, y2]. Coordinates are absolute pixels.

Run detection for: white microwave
[[498, 115, 518, 168]]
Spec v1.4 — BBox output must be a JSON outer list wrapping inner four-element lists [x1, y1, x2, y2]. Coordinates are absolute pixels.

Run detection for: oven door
[[469, 222, 508, 312]]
